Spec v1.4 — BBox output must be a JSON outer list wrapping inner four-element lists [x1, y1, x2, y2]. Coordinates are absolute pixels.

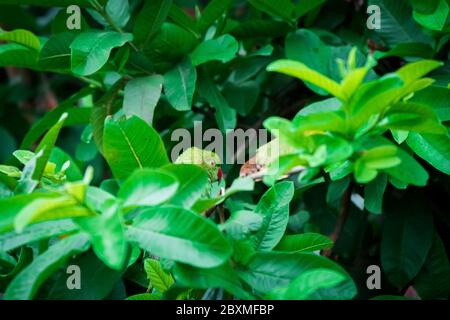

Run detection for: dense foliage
[[0, 0, 449, 300]]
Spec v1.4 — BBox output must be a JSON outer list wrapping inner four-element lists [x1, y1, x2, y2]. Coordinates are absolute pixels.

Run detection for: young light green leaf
[[267, 60, 346, 101], [14, 195, 92, 232], [0, 28, 40, 51], [33, 112, 68, 181], [144, 258, 174, 293], [396, 60, 443, 85]]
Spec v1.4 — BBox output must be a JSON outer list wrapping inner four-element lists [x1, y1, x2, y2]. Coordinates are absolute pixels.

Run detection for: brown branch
[[324, 185, 352, 258]]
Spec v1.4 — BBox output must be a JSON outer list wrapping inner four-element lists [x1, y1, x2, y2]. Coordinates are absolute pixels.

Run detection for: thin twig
[[324, 185, 352, 258]]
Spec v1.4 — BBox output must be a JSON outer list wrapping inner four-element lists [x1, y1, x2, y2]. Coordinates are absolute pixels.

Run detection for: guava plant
[[0, 0, 449, 300]]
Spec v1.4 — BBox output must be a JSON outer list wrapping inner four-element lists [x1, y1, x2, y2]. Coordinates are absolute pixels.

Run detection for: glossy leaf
[[4, 233, 90, 300], [70, 31, 133, 76], [126, 206, 232, 268], [252, 181, 294, 251], [103, 116, 169, 181]]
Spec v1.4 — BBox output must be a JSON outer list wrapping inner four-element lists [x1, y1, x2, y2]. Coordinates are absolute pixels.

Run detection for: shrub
[[0, 0, 449, 300]]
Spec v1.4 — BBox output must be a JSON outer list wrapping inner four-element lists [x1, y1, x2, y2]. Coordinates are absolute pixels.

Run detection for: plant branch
[[324, 184, 352, 258]]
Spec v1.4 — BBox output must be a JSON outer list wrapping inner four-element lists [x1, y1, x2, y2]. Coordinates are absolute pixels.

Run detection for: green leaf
[[103, 116, 169, 181], [326, 177, 351, 208], [413, 0, 449, 31], [197, 71, 237, 132], [381, 192, 434, 288], [410, 86, 450, 121], [375, 42, 434, 59], [39, 32, 79, 70], [190, 34, 239, 66], [75, 203, 127, 270], [0, 28, 40, 51], [407, 132, 450, 174], [143, 23, 198, 70], [360, 146, 401, 170], [237, 251, 356, 299], [364, 173, 388, 214], [133, 0, 173, 48], [123, 75, 163, 125], [164, 58, 197, 111], [0, 192, 59, 234], [32, 112, 68, 181], [293, 0, 327, 18], [162, 164, 209, 209], [252, 181, 294, 251], [144, 258, 174, 293], [414, 233, 450, 299], [15, 150, 41, 194], [14, 195, 92, 232], [126, 206, 232, 268], [0, 43, 39, 69], [118, 168, 179, 209], [220, 210, 263, 240], [0, 219, 78, 252], [384, 147, 429, 187], [4, 233, 90, 300], [91, 80, 126, 154], [223, 80, 260, 116], [368, 0, 432, 47], [0, 0, 100, 7], [70, 31, 133, 76], [197, 0, 232, 33], [0, 165, 21, 178], [105, 0, 130, 29], [173, 262, 253, 299], [126, 293, 161, 300], [267, 59, 346, 101], [274, 233, 333, 253], [266, 268, 346, 300], [192, 177, 254, 213], [42, 250, 123, 300], [248, 0, 294, 21], [396, 60, 443, 85]]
